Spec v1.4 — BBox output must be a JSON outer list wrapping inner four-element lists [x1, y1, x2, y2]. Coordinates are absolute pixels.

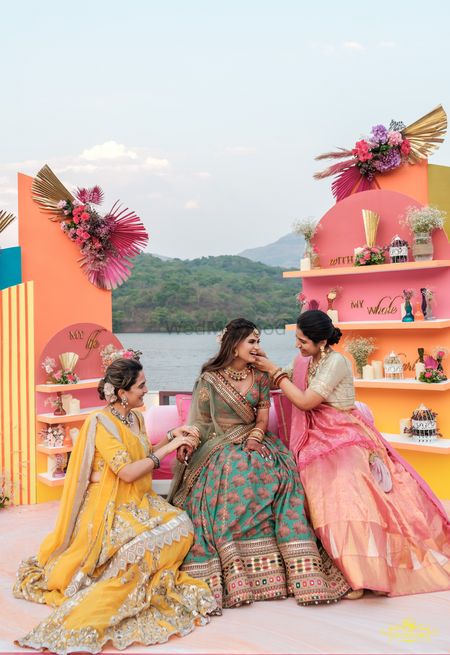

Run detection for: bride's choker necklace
[[109, 405, 134, 427], [224, 365, 251, 381]]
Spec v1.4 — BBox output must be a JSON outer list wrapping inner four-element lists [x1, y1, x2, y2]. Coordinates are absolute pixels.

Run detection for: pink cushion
[[144, 405, 179, 479]]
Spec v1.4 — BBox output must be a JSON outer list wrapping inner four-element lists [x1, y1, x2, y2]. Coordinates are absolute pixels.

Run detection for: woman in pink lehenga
[[255, 310, 450, 598]]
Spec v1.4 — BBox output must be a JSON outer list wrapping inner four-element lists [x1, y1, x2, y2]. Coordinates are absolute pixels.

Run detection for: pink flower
[[401, 139, 411, 156], [437, 351, 445, 359], [81, 212, 90, 221], [352, 139, 373, 162], [73, 215, 81, 224], [387, 131, 402, 146], [57, 200, 67, 209], [364, 252, 371, 260], [425, 371, 432, 378]]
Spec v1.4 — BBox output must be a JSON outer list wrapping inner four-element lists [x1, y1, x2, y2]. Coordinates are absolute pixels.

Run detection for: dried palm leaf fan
[[32, 164, 74, 221], [362, 210, 380, 247], [0, 210, 16, 234], [403, 104, 447, 162]]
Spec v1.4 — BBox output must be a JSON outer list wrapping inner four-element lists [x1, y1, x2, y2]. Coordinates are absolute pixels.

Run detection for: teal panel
[[0, 246, 22, 290]]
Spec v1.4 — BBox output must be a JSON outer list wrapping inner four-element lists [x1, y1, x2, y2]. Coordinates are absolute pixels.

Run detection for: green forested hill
[[112, 254, 300, 332]]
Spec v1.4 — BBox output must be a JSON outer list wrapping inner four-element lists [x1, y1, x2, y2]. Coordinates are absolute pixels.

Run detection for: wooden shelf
[[36, 378, 101, 393], [37, 406, 104, 424], [37, 444, 73, 455], [354, 378, 450, 391], [285, 319, 450, 331], [37, 472, 66, 487], [383, 433, 450, 455], [283, 259, 450, 279]]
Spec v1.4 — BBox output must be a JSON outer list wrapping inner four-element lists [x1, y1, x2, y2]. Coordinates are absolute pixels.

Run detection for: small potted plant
[[402, 205, 446, 261]]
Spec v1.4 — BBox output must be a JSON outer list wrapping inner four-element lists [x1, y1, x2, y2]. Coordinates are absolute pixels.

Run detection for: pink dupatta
[[289, 354, 449, 519]]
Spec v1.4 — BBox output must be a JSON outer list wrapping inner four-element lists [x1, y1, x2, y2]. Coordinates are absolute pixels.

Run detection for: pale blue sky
[[1, 0, 450, 257]]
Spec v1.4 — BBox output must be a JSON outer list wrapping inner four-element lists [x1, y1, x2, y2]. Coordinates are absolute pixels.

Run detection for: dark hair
[[201, 318, 259, 373], [98, 358, 143, 400], [296, 309, 342, 346]]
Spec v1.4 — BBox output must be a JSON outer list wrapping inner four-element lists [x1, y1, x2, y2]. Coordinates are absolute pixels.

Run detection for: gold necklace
[[224, 365, 251, 381], [308, 351, 329, 381]]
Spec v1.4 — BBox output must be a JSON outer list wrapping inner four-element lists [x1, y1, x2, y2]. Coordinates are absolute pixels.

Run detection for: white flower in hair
[[216, 327, 227, 343], [103, 381, 117, 404]]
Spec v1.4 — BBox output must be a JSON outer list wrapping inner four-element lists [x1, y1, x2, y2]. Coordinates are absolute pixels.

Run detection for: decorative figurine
[[402, 289, 414, 322], [421, 288, 436, 321]]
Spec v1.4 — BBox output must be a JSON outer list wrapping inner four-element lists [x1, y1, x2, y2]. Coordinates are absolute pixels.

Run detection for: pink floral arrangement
[[52, 369, 79, 384], [313, 106, 447, 201], [32, 166, 149, 290], [419, 355, 447, 383], [354, 245, 386, 266]]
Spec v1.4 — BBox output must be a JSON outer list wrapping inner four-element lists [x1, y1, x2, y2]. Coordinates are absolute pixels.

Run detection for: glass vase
[[304, 239, 320, 269], [412, 232, 433, 261]]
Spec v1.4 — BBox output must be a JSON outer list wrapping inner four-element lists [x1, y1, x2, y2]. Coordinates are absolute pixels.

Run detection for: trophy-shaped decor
[[59, 351, 79, 373], [354, 210, 386, 266], [362, 209, 380, 248]]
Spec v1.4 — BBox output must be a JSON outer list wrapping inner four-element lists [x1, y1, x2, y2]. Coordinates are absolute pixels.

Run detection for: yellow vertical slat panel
[[1, 288, 11, 498], [27, 282, 36, 504], [9, 285, 20, 504], [18, 283, 29, 504]]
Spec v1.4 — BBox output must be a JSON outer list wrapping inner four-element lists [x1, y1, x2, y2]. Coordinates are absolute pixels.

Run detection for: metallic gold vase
[[362, 209, 380, 247]]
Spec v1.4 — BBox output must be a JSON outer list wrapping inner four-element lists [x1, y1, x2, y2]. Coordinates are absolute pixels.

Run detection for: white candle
[[415, 362, 426, 380], [400, 418, 411, 435], [69, 398, 80, 415], [61, 393, 73, 414], [362, 364, 375, 380], [327, 309, 339, 323], [371, 360, 383, 379], [300, 257, 311, 271]]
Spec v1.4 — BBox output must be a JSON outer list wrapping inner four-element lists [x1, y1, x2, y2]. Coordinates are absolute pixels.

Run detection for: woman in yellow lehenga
[[14, 358, 216, 654]]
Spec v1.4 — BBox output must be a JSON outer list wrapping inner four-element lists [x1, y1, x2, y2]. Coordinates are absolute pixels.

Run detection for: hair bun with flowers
[[103, 381, 117, 404], [216, 327, 228, 343]]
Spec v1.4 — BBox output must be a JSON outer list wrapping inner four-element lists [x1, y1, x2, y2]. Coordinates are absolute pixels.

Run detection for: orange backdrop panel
[[18, 172, 112, 366]]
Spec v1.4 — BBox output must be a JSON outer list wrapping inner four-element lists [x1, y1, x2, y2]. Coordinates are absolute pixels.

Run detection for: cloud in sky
[[184, 200, 199, 210], [80, 141, 138, 161], [144, 156, 170, 170], [343, 41, 364, 51]]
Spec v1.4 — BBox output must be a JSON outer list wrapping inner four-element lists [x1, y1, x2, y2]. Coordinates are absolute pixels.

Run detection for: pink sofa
[[144, 393, 374, 489]]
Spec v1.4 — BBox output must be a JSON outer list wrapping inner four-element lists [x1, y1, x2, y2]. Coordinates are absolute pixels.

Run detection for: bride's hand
[[253, 355, 279, 376], [243, 438, 272, 461], [165, 434, 198, 455], [177, 444, 194, 465]]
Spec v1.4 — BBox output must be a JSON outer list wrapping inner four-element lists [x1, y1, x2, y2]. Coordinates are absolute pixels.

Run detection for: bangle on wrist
[[273, 372, 288, 388], [147, 453, 160, 470], [166, 430, 175, 442], [270, 366, 282, 380]]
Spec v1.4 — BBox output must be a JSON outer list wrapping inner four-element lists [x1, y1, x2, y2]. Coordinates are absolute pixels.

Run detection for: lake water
[[115, 330, 297, 392]]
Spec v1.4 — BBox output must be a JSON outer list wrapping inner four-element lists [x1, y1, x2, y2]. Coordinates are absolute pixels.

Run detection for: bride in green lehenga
[[168, 318, 350, 610]]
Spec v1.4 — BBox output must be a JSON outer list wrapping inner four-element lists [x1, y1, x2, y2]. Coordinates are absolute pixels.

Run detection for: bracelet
[[273, 372, 289, 389], [147, 453, 160, 470], [270, 367, 282, 381], [166, 430, 175, 442]]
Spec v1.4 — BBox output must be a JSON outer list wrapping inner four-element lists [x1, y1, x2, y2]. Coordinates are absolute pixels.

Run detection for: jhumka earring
[[121, 395, 129, 408], [320, 345, 327, 360]]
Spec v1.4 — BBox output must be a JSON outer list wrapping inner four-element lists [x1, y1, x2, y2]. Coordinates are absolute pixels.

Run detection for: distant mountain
[[149, 252, 173, 261], [238, 232, 304, 269], [112, 254, 298, 332]]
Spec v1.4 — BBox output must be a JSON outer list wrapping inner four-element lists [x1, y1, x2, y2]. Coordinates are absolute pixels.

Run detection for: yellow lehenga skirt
[[14, 410, 215, 653]]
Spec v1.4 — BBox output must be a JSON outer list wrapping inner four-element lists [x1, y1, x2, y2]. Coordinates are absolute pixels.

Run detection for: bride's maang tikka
[[216, 326, 260, 343]]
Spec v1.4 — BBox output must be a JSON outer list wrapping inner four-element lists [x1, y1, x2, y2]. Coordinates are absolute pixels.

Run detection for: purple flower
[[373, 149, 402, 172], [371, 124, 389, 144]]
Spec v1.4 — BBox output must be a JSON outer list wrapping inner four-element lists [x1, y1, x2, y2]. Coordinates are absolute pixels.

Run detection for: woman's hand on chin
[[253, 355, 278, 376]]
